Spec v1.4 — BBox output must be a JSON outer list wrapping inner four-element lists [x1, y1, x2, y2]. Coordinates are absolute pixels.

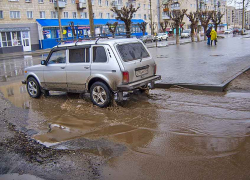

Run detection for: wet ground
[[0, 70, 250, 179]]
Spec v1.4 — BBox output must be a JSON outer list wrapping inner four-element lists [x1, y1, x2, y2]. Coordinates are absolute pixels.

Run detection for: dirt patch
[[226, 69, 250, 91]]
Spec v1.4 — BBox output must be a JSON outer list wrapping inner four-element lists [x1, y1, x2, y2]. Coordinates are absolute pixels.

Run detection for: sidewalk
[[0, 49, 51, 61], [150, 35, 250, 91]]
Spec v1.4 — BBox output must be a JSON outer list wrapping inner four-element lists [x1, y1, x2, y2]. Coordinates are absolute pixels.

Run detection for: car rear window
[[117, 43, 150, 62]]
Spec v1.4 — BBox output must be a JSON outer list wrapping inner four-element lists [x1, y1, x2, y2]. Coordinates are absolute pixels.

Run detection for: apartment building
[[0, 0, 151, 53], [160, 0, 227, 32]]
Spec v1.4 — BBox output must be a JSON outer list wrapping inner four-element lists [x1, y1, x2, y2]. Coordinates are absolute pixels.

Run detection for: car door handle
[[84, 66, 90, 69], [61, 67, 65, 69]]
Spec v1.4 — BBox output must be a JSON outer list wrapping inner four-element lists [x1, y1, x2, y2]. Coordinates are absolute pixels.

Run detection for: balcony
[[76, 0, 87, 9], [162, 0, 169, 5], [162, 14, 170, 20], [171, 3, 180, 10], [54, 1, 66, 8], [111, 1, 123, 10]]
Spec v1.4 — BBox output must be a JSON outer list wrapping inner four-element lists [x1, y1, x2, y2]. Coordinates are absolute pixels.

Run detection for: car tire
[[90, 82, 112, 108], [27, 77, 41, 98]]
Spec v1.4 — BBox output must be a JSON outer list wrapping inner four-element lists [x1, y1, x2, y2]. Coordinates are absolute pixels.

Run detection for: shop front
[[37, 19, 146, 49], [0, 27, 32, 54]]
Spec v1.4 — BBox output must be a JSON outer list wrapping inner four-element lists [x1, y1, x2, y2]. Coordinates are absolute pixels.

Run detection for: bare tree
[[211, 11, 224, 32], [160, 20, 169, 32], [185, 12, 199, 42], [198, 10, 214, 40], [166, 9, 187, 44], [111, 4, 139, 38], [138, 22, 148, 36], [106, 22, 118, 38], [69, 21, 76, 37]]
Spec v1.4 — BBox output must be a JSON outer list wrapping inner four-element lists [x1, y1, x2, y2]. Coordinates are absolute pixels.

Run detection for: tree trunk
[[143, 30, 145, 36], [215, 24, 218, 32], [203, 25, 207, 41], [112, 33, 115, 38], [175, 25, 179, 44], [191, 26, 195, 42], [125, 23, 131, 38]]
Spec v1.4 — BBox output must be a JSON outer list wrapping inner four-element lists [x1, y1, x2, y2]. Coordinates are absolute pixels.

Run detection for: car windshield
[[157, 33, 164, 36], [117, 43, 150, 62], [183, 30, 190, 33]]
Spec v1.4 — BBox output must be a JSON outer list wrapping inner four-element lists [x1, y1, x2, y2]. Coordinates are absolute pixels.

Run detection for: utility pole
[[56, 0, 63, 41], [87, 0, 95, 39], [242, 0, 245, 35], [196, 0, 200, 41], [157, 0, 160, 33], [149, 0, 153, 35]]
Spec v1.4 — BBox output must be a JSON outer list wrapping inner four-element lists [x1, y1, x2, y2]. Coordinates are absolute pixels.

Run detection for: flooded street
[[0, 77, 250, 179]]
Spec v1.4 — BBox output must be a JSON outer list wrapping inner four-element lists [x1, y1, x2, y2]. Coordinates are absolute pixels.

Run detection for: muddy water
[[1, 81, 250, 179]]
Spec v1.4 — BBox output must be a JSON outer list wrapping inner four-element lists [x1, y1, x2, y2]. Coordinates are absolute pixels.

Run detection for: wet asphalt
[[0, 35, 250, 180]]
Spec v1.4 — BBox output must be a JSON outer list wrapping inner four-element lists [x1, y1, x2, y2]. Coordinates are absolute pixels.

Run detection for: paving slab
[[149, 35, 250, 91]]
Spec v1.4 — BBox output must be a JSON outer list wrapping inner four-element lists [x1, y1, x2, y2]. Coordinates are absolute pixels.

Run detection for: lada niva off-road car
[[22, 38, 161, 107]]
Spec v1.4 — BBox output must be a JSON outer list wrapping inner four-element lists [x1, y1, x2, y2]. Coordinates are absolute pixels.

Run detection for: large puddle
[[1, 81, 250, 179]]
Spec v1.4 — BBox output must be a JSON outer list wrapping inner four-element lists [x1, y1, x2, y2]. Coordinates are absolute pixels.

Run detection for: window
[[117, 43, 150, 62], [1, 32, 12, 47], [10, 11, 20, 19], [81, 12, 87, 18], [72, 12, 77, 18], [40, 11, 45, 18], [12, 31, 22, 46], [98, 0, 101, 6], [138, 14, 141, 19], [138, 3, 140, 7], [38, 0, 44, 3], [93, 13, 95, 18], [0, 11, 3, 19], [91, 0, 94, 5], [51, 11, 58, 18], [144, 14, 146, 20], [93, 46, 107, 63], [69, 48, 90, 63], [133, 14, 136, 18], [64, 12, 69, 18], [106, 13, 110, 19], [105, 0, 108, 6], [8, 0, 19, 1], [25, 0, 31, 2], [27, 11, 33, 19], [99, 12, 103, 18], [144, 4, 146, 9], [48, 50, 66, 64]]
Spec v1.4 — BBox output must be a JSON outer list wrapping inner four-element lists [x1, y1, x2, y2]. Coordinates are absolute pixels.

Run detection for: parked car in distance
[[181, 29, 191, 38], [140, 35, 154, 43], [224, 29, 233, 34], [22, 38, 161, 108], [154, 33, 168, 41]]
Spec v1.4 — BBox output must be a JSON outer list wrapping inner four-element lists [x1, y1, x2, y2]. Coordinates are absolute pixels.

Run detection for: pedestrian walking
[[206, 27, 212, 45], [210, 29, 217, 46]]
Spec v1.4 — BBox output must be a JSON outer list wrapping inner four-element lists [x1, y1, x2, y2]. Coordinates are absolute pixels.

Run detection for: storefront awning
[[36, 19, 145, 27]]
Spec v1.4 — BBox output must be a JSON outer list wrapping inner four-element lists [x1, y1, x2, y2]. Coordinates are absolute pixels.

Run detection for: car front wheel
[[27, 77, 41, 98], [90, 82, 112, 108]]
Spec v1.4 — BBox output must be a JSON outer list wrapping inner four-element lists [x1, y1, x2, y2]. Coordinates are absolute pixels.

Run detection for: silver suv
[[22, 38, 161, 107]]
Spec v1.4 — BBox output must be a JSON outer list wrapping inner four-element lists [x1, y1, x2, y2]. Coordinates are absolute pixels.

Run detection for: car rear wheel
[[90, 82, 112, 108], [27, 77, 41, 98]]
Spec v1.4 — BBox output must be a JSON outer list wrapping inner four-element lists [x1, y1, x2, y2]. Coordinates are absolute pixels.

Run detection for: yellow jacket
[[210, 30, 217, 40]]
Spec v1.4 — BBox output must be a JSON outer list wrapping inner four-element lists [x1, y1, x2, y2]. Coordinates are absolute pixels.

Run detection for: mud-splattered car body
[[22, 38, 161, 107]]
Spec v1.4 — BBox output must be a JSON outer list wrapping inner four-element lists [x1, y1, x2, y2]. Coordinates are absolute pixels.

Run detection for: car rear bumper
[[117, 75, 161, 91]]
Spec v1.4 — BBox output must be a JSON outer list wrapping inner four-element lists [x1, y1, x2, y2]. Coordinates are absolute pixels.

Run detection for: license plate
[[136, 68, 148, 76]]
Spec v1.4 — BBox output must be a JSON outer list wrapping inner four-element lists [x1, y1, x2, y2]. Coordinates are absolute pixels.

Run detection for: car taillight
[[154, 64, 157, 75], [122, 71, 129, 83]]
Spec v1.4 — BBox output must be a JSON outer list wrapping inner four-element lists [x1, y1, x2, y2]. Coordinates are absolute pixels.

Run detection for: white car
[[154, 33, 168, 41], [224, 29, 233, 34], [181, 29, 191, 38]]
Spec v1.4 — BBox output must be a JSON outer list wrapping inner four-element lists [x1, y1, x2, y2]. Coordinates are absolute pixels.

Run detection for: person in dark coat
[[206, 27, 212, 45]]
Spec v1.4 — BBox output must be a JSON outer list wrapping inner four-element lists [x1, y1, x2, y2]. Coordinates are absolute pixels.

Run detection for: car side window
[[47, 50, 66, 64], [93, 46, 107, 63], [69, 48, 90, 63]]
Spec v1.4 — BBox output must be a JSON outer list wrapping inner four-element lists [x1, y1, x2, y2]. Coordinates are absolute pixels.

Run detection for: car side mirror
[[41, 60, 47, 65]]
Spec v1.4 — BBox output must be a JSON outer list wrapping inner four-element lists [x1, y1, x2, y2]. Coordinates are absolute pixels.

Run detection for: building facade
[[0, 0, 151, 53]]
